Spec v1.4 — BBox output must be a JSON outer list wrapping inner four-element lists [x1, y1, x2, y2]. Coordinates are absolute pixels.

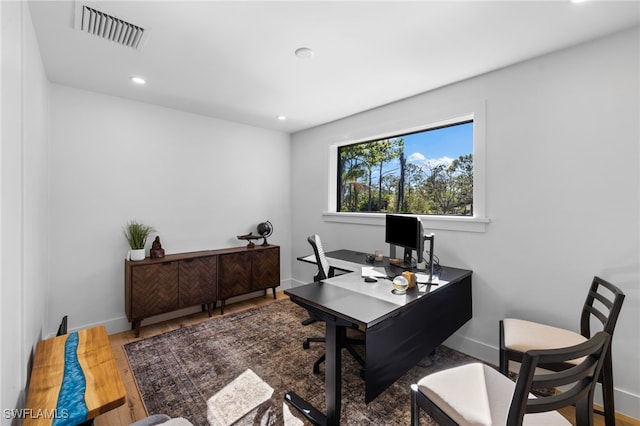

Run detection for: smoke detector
[[74, 3, 149, 50]]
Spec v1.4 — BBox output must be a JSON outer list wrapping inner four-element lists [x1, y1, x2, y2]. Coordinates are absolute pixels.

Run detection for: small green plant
[[123, 220, 155, 249]]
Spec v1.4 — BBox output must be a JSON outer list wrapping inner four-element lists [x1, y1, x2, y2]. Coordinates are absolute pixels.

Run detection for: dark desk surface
[[298, 249, 400, 273], [293, 249, 471, 327], [287, 264, 471, 328], [287, 249, 473, 424], [299, 248, 441, 277]]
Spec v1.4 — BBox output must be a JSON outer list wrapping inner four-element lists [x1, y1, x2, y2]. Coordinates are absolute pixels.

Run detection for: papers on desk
[[361, 266, 388, 278], [415, 273, 433, 284]]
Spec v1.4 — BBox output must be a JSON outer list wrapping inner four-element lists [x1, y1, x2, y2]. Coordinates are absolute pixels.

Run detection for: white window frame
[[324, 100, 489, 233]]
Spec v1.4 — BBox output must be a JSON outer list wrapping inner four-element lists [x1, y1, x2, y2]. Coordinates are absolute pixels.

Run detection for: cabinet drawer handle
[[162, 261, 173, 266]]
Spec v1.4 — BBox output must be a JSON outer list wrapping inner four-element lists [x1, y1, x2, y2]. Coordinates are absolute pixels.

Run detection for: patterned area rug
[[124, 299, 479, 426]]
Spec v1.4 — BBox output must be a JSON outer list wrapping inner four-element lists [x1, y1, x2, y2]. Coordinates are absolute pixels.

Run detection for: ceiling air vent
[[75, 4, 147, 50]]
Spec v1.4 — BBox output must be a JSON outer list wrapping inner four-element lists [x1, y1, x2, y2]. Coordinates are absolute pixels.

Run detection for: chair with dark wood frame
[[411, 331, 611, 426], [302, 234, 365, 375], [499, 276, 624, 426]]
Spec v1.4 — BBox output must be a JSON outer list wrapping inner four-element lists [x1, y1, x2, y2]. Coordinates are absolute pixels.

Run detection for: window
[[337, 120, 473, 216]]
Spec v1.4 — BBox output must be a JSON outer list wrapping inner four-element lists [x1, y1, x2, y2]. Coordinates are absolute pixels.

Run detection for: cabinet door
[[251, 247, 280, 291], [219, 252, 251, 299], [178, 256, 217, 308], [131, 262, 178, 319]]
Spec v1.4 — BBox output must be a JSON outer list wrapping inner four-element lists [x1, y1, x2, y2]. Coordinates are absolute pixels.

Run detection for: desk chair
[[499, 276, 624, 426], [56, 315, 68, 336], [303, 234, 365, 375], [300, 234, 334, 357], [301, 234, 336, 327], [411, 331, 611, 426]]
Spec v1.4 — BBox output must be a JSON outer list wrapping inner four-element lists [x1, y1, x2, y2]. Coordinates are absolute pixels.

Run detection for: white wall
[[291, 28, 640, 417], [48, 85, 292, 335], [1, 2, 50, 424], [4, 3, 638, 420]]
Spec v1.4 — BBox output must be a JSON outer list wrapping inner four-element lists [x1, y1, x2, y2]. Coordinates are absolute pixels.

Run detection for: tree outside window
[[337, 121, 473, 216]]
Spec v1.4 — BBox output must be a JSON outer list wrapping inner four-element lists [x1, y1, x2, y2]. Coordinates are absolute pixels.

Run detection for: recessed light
[[294, 47, 314, 59], [276, 115, 287, 121], [130, 76, 146, 85]]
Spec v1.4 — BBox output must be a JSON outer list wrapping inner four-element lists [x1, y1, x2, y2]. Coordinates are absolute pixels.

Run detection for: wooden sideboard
[[125, 244, 280, 336]]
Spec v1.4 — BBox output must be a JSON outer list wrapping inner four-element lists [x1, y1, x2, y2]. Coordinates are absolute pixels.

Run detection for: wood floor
[[95, 292, 290, 426], [98, 291, 637, 426]]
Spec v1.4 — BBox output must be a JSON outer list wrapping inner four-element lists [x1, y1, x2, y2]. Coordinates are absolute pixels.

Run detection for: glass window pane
[[337, 120, 473, 216]]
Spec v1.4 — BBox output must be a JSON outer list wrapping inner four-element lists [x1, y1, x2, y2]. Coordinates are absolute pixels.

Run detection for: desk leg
[[284, 320, 343, 426], [325, 321, 342, 425]]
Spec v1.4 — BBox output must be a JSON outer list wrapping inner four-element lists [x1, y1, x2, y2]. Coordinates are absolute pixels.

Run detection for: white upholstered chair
[[410, 331, 611, 426]]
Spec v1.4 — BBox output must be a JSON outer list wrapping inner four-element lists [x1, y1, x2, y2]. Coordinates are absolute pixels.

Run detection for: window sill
[[322, 212, 490, 233]]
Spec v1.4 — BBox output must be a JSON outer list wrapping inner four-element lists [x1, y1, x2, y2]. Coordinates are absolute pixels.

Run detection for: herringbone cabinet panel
[[178, 256, 217, 308], [251, 246, 280, 290], [219, 252, 252, 299], [131, 263, 178, 318]]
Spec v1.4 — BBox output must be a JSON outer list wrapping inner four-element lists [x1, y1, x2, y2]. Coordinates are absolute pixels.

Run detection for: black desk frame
[[286, 250, 472, 426]]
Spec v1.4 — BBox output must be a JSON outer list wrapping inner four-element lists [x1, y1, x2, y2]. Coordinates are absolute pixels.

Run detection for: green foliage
[[338, 138, 473, 216], [339, 138, 405, 212], [123, 220, 156, 249]]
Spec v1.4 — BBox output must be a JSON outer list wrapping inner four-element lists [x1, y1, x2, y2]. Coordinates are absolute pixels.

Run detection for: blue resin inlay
[[53, 332, 88, 426]]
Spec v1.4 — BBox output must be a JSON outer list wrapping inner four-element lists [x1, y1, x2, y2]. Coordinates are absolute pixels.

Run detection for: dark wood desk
[[286, 250, 472, 426]]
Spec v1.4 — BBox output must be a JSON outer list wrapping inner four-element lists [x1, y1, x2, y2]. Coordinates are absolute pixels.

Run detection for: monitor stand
[[403, 247, 413, 268], [389, 244, 413, 269]]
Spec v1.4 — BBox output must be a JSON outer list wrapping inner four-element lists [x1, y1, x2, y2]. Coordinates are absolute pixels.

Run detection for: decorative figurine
[[150, 236, 165, 259], [237, 232, 261, 249]]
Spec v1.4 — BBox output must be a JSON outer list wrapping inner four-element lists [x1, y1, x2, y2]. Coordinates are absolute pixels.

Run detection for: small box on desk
[[402, 271, 417, 289]]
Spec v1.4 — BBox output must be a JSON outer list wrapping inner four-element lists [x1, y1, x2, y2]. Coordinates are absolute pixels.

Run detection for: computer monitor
[[384, 214, 424, 267]]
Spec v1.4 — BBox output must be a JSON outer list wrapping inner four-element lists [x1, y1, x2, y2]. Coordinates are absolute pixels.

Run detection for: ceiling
[[28, 1, 640, 134]]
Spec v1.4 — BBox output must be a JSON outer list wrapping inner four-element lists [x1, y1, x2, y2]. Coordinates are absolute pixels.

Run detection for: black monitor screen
[[385, 214, 420, 250]]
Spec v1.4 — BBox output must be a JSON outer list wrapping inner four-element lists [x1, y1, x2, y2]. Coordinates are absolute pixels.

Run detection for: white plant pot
[[129, 249, 146, 261]]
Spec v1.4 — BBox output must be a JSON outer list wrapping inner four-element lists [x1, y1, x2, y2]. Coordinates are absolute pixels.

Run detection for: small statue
[[150, 236, 165, 259]]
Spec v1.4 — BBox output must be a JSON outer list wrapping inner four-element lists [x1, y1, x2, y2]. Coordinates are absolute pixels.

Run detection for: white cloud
[[407, 152, 426, 162], [407, 152, 454, 170]]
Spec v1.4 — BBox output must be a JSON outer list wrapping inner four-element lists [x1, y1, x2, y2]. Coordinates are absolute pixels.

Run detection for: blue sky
[[405, 121, 473, 160], [384, 121, 473, 176]]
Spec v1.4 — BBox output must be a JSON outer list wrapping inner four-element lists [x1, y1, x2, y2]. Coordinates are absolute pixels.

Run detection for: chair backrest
[[508, 331, 611, 425], [56, 315, 68, 336], [307, 234, 331, 281], [580, 276, 625, 339]]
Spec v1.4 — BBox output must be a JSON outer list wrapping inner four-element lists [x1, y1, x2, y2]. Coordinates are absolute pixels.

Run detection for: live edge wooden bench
[[24, 326, 126, 426]]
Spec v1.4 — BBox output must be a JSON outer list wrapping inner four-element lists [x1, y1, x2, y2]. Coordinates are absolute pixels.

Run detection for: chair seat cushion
[[417, 363, 571, 426], [503, 318, 587, 365]]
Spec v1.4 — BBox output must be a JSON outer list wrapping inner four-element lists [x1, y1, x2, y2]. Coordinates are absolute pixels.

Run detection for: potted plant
[[123, 220, 155, 261]]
